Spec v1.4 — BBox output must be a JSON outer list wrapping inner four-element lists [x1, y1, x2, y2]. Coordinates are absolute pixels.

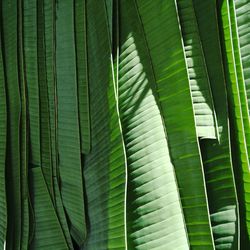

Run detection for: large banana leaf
[[177, 0, 218, 140], [75, 0, 91, 154], [56, 0, 86, 245], [0, 30, 7, 249], [119, 1, 189, 249], [135, 0, 214, 248], [193, 1, 240, 248], [1, 1, 22, 249], [83, 1, 126, 248], [234, 0, 250, 113]]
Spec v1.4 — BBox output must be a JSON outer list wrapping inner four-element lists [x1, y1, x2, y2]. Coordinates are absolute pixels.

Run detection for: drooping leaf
[[229, 0, 250, 156], [193, 1, 240, 248], [177, 0, 218, 140], [18, 0, 30, 248], [217, 0, 250, 247], [234, 0, 250, 113], [118, 1, 189, 249], [1, 1, 22, 249], [229, 5, 250, 239], [56, 0, 86, 245], [29, 167, 68, 250], [135, 0, 215, 248], [43, 1, 74, 247], [37, 0, 54, 198], [23, 0, 41, 167], [75, 0, 91, 154], [83, 1, 127, 248], [0, 29, 7, 249]]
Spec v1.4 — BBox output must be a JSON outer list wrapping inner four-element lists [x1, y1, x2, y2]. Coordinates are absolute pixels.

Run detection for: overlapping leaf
[[193, 1, 240, 248]]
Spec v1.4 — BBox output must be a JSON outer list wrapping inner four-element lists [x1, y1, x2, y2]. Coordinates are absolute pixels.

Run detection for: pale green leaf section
[[119, 1, 189, 249], [135, 0, 214, 248], [177, 0, 218, 140]]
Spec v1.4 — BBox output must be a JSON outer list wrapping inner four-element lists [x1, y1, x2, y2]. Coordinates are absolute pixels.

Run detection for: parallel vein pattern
[[193, 1, 240, 248], [83, 1, 126, 249], [135, 0, 214, 248], [0, 31, 7, 249], [177, 0, 218, 140], [56, 0, 86, 245], [119, 1, 189, 249]]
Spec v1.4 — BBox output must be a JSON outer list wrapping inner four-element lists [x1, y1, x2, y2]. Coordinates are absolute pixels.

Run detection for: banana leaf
[[83, 1, 127, 248], [193, 0, 240, 248], [135, 0, 215, 248], [56, 0, 87, 245], [0, 29, 7, 249], [177, 0, 218, 140], [1, 1, 22, 249]]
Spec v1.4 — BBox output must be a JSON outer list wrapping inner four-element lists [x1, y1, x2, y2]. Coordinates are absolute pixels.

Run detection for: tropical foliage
[[0, 0, 249, 249]]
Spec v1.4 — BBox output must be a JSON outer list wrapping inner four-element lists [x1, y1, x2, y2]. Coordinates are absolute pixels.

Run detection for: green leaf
[[226, 0, 250, 245], [118, 1, 189, 249], [55, 0, 87, 245], [177, 0, 218, 140], [37, 0, 54, 198], [229, 0, 250, 157], [29, 167, 68, 250], [0, 29, 7, 249], [43, 0, 74, 247], [193, 1, 240, 248], [1, 1, 22, 249], [74, 0, 91, 154], [135, 0, 215, 248], [217, 0, 250, 246], [18, 0, 30, 248], [234, 0, 250, 113], [44, 0, 57, 185], [23, 0, 41, 167], [83, 1, 127, 248]]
